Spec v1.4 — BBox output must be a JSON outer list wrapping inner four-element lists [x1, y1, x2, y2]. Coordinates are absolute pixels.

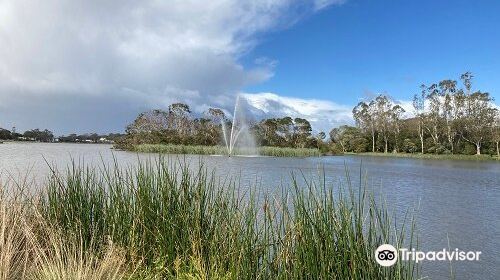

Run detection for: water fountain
[[221, 95, 257, 156]]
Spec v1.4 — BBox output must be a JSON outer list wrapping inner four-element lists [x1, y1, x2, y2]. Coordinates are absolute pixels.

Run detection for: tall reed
[[0, 183, 131, 280], [131, 144, 321, 157], [40, 157, 418, 279]]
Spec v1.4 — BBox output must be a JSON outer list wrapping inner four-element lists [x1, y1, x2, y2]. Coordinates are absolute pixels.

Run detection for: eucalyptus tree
[[294, 118, 313, 148], [460, 72, 474, 96], [329, 125, 349, 152], [259, 118, 279, 146], [126, 109, 169, 134], [390, 104, 405, 153], [168, 103, 192, 138], [413, 85, 426, 153], [0, 128, 13, 140], [374, 95, 393, 153], [353, 101, 377, 152], [461, 92, 497, 155], [439, 80, 459, 153], [206, 108, 226, 122], [205, 107, 226, 144], [330, 125, 367, 153], [492, 111, 500, 156], [425, 83, 442, 147]]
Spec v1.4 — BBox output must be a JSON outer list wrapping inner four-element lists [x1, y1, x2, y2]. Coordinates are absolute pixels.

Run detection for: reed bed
[[258, 146, 321, 157], [1, 158, 418, 279], [130, 144, 321, 157]]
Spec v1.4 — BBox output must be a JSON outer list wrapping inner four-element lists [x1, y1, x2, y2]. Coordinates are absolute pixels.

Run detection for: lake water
[[1, 142, 499, 279]]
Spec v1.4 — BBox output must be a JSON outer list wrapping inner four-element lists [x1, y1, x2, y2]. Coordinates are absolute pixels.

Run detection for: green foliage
[[0, 128, 13, 140], [41, 158, 418, 279], [252, 117, 315, 148], [23, 128, 54, 142], [402, 139, 418, 153], [348, 72, 499, 156], [330, 125, 369, 153], [120, 104, 323, 152]]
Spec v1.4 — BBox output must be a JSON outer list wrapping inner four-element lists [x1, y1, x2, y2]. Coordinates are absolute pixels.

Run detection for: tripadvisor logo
[[375, 244, 482, 267], [375, 244, 398, 266]]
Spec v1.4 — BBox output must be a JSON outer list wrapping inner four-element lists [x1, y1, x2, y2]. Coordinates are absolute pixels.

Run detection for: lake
[[1, 142, 499, 280]]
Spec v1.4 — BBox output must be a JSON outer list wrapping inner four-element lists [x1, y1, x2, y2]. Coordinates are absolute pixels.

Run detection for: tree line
[[119, 103, 327, 150], [120, 72, 499, 156], [332, 72, 500, 156], [0, 128, 122, 143], [0, 128, 55, 142]]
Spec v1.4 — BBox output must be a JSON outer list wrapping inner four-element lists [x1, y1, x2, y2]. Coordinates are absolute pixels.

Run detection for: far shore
[[3, 141, 499, 161], [348, 152, 500, 161]]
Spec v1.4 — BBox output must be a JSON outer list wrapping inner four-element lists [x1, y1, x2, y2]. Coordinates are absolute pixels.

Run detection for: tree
[[206, 108, 226, 122], [205, 108, 226, 144], [329, 126, 348, 152], [126, 109, 169, 134], [168, 103, 192, 138], [492, 111, 500, 157], [294, 118, 312, 148], [329, 125, 366, 153], [258, 118, 279, 146], [461, 92, 496, 155], [0, 128, 12, 140], [460, 72, 473, 96], [390, 104, 405, 153], [439, 79, 458, 153], [374, 95, 393, 153], [23, 129, 54, 142], [353, 101, 377, 152], [425, 83, 442, 147], [413, 85, 426, 153]]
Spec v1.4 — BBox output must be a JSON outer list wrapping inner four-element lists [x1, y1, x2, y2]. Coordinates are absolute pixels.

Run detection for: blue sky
[[0, 0, 498, 134], [245, 0, 500, 105]]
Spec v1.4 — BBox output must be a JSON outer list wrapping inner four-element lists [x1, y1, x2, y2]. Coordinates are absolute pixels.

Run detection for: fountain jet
[[221, 95, 256, 156]]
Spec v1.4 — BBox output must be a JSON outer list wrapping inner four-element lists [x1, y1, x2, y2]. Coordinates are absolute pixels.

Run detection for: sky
[[0, 0, 499, 135]]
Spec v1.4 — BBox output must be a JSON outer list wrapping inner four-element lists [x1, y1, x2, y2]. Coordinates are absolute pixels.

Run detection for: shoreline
[[348, 152, 500, 161]]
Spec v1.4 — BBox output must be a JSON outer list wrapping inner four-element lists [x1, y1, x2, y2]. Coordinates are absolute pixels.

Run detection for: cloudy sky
[[1, 0, 499, 134]]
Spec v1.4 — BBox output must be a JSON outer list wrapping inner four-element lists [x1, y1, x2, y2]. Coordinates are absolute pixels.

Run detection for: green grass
[[352, 152, 500, 161], [129, 144, 321, 157], [37, 157, 418, 279]]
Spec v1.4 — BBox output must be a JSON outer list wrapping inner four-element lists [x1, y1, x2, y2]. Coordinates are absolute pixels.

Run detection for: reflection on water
[[1, 142, 499, 280]]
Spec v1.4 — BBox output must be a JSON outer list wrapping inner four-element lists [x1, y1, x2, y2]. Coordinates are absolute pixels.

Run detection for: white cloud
[[0, 0, 344, 134], [242, 92, 353, 132], [313, 0, 346, 11]]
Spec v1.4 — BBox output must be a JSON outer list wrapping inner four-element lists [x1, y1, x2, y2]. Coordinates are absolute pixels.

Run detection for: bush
[[352, 137, 369, 153], [463, 143, 477, 155], [328, 142, 344, 155], [402, 138, 418, 153], [427, 145, 449, 154]]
